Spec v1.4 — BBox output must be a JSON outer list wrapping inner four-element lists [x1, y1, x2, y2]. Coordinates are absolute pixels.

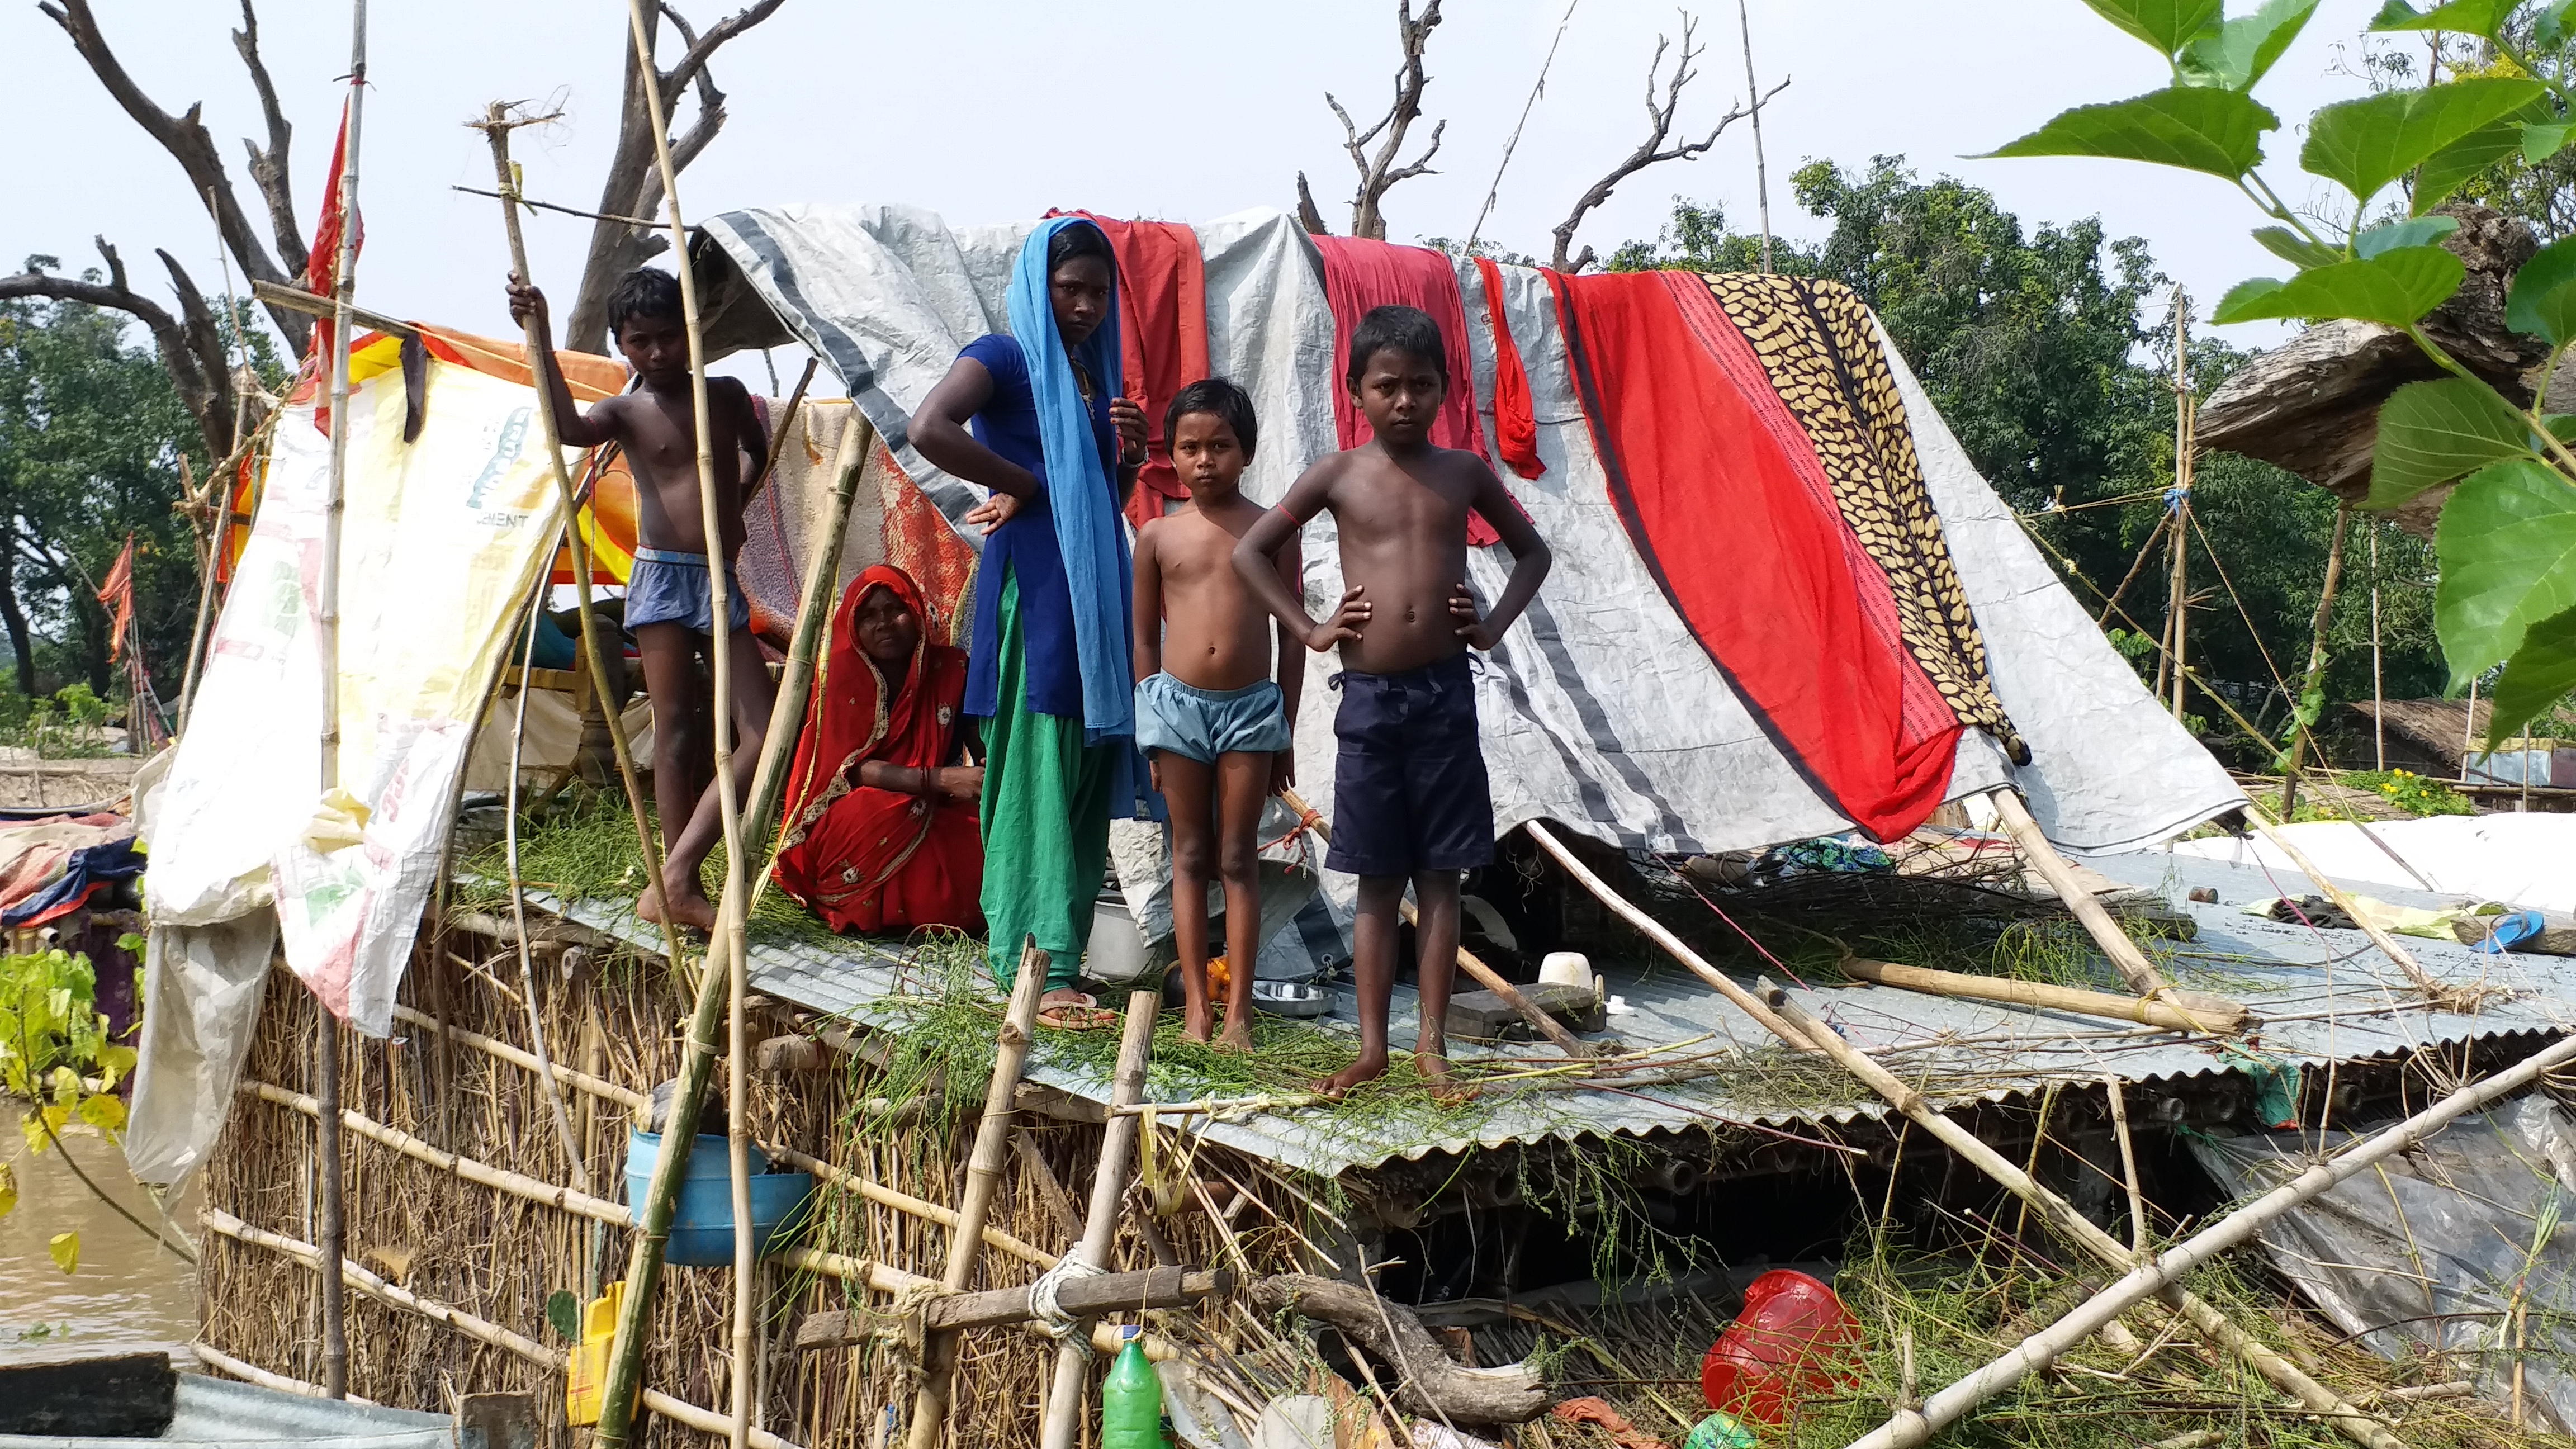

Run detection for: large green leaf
[[1983, 88, 2278, 180], [2508, 234, 2576, 344], [2486, 605, 2576, 747], [2369, 378, 2534, 506], [2539, 0, 2576, 48], [2304, 79, 2546, 206], [2527, 121, 2576, 165], [2252, 225, 2343, 268], [2370, 0, 2514, 35], [2435, 457, 2576, 687], [2082, 0, 2228, 53], [2177, 0, 2321, 89], [2212, 245, 2466, 326], [2355, 215, 2460, 258], [2416, 118, 2534, 215]]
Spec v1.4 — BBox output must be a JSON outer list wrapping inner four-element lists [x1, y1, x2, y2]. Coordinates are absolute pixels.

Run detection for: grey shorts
[[626, 547, 751, 634], [1134, 673, 1292, 764]]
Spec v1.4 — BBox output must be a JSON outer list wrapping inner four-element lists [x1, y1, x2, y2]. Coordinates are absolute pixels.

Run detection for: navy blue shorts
[[1326, 651, 1493, 878]]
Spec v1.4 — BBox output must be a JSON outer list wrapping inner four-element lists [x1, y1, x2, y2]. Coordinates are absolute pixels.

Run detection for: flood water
[[0, 1126, 199, 1363]]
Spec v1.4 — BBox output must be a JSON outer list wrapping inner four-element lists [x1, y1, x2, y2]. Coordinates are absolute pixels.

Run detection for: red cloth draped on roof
[[1310, 235, 1513, 544], [771, 565, 984, 934], [1054, 212, 1211, 529], [1473, 257, 1546, 480], [1550, 269, 1962, 841]]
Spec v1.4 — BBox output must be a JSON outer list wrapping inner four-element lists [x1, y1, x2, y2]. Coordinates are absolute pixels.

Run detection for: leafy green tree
[[0, 274, 207, 707], [1986, 0, 2576, 745]]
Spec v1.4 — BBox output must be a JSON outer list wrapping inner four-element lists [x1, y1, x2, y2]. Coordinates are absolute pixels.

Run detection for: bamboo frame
[[592, 354, 879, 1445], [1759, 983, 2408, 1449], [771, 1143, 1057, 1271], [612, 26, 755, 1435], [1844, 1029, 2576, 1449], [1983, 788, 2174, 997], [202, 1209, 802, 1449], [243, 1078, 631, 1228], [2279, 506, 2352, 821], [1038, 988, 1162, 1449], [1519, 820, 1808, 1046], [773, 1248, 1180, 1363], [909, 943, 1054, 1448], [1280, 787, 1592, 1058]]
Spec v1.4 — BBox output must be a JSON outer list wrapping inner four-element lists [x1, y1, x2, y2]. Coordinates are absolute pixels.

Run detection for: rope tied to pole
[[1026, 1257, 1111, 1354]]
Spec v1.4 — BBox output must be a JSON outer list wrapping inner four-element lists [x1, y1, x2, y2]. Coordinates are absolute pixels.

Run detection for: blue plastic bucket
[[623, 1130, 816, 1267]]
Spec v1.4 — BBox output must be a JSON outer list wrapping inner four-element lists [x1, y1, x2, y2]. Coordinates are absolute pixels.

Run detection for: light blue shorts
[[626, 547, 752, 635], [1134, 673, 1291, 764]]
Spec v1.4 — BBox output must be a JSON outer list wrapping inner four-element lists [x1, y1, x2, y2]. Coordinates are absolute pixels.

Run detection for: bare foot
[[1214, 1019, 1255, 1055], [1182, 1000, 1216, 1045], [1417, 1053, 1480, 1106], [636, 877, 717, 934], [1313, 1053, 1390, 1100]]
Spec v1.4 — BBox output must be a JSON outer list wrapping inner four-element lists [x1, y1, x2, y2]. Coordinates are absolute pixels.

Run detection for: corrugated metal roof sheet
[[541, 847, 2574, 1180]]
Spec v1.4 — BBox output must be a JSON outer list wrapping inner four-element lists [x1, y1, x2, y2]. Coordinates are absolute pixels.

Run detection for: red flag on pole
[[305, 96, 364, 432], [97, 535, 136, 665]]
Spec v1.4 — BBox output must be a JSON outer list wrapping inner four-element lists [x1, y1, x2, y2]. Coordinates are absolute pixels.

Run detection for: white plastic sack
[[124, 916, 280, 1185]]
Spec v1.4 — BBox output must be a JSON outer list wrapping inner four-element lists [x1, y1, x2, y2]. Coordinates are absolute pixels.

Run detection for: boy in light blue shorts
[[1130, 379, 1301, 1049]]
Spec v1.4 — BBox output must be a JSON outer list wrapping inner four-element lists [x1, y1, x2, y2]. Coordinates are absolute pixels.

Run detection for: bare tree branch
[[565, 0, 785, 354], [0, 240, 236, 462], [230, 0, 306, 280], [39, 0, 310, 356], [1548, 12, 1789, 272], [1295, 172, 1331, 236], [1328, 0, 1447, 242]]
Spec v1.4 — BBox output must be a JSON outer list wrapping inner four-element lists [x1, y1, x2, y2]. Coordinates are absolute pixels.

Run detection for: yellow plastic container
[[564, 1281, 624, 1426]]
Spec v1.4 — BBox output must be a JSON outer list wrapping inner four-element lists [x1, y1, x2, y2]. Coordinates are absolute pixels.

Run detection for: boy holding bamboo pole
[[506, 267, 775, 932]]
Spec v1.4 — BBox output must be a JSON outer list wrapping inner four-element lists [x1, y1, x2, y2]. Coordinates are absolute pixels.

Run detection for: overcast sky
[[7, 0, 2405, 387]]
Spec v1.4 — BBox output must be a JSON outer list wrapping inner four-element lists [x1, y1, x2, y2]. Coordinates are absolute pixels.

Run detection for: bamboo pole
[[2279, 505, 2351, 821], [1844, 1028, 2576, 1449], [2235, 801, 2460, 1005], [2167, 289, 2193, 722], [769, 1142, 1058, 1270], [590, 378, 877, 1448], [1756, 983, 2407, 1449], [599, 18, 759, 1437], [1519, 820, 1811, 1046], [201, 1210, 806, 1449], [1279, 787, 1592, 1058], [503, 564, 588, 1190], [1736, 0, 1773, 276], [1038, 988, 1163, 1449], [2104, 1075, 2147, 1254], [471, 107, 688, 1024], [908, 941, 1055, 1448], [1834, 958, 2244, 1035], [310, 8, 367, 1398], [773, 1246, 1183, 1363], [192, 1343, 382, 1405], [1983, 788, 2175, 998], [389, 1002, 647, 1109], [244, 1079, 631, 1227]]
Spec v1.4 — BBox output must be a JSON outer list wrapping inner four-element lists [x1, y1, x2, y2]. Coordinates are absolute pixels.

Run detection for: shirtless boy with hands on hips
[[1233, 304, 1551, 1096]]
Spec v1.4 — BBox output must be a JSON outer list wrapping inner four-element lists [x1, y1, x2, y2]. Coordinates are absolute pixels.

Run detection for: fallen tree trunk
[[794, 1268, 1232, 1348], [1252, 1273, 1550, 1425]]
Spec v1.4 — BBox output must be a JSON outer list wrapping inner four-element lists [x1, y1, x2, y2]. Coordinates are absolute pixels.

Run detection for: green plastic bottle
[[1101, 1326, 1163, 1449]]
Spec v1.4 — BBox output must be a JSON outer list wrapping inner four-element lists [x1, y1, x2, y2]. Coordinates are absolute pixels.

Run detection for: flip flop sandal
[[1037, 992, 1114, 1030]]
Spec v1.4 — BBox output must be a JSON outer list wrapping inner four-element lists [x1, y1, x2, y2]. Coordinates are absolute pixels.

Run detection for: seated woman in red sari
[[772, 565, 985, 934]]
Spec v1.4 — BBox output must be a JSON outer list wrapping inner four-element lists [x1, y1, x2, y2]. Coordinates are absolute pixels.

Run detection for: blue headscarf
[[1008, 217, 1134, 747]]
